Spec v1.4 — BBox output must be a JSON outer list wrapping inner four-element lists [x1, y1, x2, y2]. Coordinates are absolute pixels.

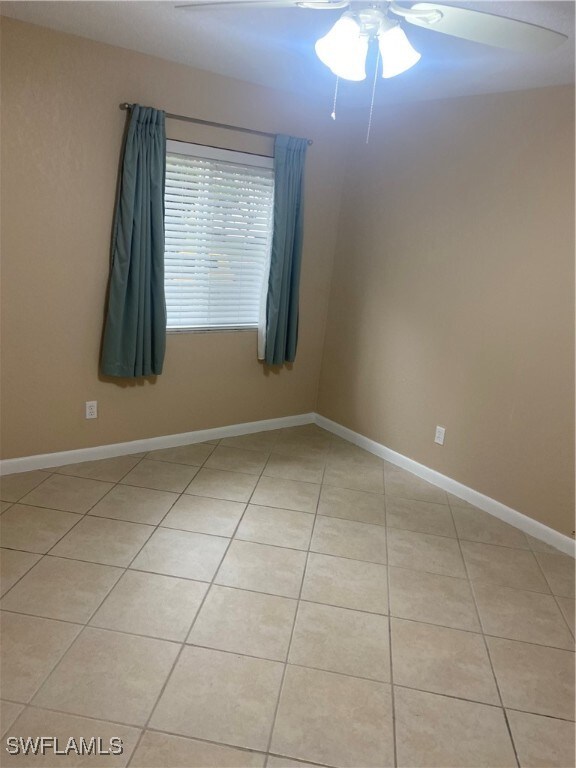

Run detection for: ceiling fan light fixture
[[378, 22, 421, 78], [315, 14, 369, 81]]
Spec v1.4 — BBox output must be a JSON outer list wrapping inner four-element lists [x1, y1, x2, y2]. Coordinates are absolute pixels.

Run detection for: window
[[164, 140, 274, 331]]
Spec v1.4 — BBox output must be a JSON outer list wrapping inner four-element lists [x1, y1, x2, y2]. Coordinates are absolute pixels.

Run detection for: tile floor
[[0, 424, 574, 767]]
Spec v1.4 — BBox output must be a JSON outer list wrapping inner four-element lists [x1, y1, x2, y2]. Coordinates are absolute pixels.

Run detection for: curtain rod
[[119, 103, 313, 146]]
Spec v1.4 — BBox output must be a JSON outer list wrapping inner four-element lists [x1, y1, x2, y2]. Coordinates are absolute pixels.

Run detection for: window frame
[[164, 138, 275, 334]]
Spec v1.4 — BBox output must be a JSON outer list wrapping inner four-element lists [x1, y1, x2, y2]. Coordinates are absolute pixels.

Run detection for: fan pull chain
[[366, 49, 381, 144], [331, 76, 340, 120]]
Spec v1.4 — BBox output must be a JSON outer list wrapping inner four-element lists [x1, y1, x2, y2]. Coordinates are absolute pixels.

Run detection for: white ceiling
[[1, 0, 574, 108]]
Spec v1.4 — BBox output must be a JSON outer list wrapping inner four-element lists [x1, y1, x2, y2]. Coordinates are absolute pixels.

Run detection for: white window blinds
[[164, 140, 275, 331]]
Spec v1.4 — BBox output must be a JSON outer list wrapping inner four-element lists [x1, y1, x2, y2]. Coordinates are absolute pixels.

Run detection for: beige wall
[[0, 18, 346, 459], [318, 86, 575, 535], [2, 18, 574, 536]]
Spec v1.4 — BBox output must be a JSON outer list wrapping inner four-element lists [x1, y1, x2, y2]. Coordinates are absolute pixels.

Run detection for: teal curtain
[[264, 134, 307, 366], [101, 105, 167, 378]]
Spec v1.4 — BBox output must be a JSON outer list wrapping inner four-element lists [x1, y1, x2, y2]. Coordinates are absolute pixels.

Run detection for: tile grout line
[[3, 539, 557, 600], [36, 452, 173, 624], [2, 456, 158, 709], [2, 432, 573, 765], [3, 601, 575, 674], [530, 548, 576, 639], [80, 456, 189, 628], [1, 452, 193, 730], [4, 497, 567, 561], [0, 452, 154, 596], [262, 438, 331, 767], [9, 446, 220, 761], [125, 434, 282, 767], [0, 470, 56, 508], [9, 497, 559, 559], [8, 673, 576, 736], [5, 464, 570, 556], [382, 470, 399, 768], [447, 503, 522, 768], [2, 532, 573, 650], [0, 553, 44, 601], [11, 700, 268, 758], [37, 448, 218, 615], [2, 483, 573, 646], [3, 459, 573, 559]]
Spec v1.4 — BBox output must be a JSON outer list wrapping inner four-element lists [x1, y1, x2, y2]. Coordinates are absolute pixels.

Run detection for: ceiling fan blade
[[175, 1, 297, 9], [392, 2, 568, 53], [175, 0, 347, 8], [297, 0, 349, 7]]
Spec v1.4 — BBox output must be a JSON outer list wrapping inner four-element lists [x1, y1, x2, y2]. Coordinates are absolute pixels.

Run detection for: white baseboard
[[0, 413, 315, 476], [315, 414, 575, 558], [1, 409, 572, 557]]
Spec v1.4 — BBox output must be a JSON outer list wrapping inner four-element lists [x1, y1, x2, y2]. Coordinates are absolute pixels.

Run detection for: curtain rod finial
[[119, 102, 132, 111]]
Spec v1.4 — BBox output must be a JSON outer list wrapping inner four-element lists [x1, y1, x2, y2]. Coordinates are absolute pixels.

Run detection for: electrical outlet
[[434, 425, 445, 445], [85, 401, 98, 420]]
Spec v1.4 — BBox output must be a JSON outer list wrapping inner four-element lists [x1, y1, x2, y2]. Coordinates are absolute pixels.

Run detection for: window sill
[[167, 327, 257, 335]]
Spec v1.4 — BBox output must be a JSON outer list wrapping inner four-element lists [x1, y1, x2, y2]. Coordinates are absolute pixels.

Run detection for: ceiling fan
[[175, 1, 568, 82]]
